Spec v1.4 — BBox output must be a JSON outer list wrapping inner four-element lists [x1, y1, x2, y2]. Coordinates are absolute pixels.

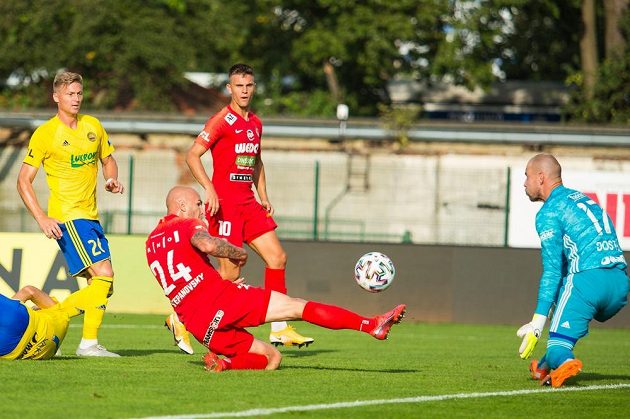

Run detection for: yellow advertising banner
[[0, 232, 171, 314]]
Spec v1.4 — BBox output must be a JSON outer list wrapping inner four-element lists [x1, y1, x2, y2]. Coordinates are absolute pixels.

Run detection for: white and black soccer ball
[[354, 252, 395, 293]]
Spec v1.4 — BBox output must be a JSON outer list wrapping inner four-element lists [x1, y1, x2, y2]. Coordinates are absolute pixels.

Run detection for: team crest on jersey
[[224, 112, 237, 126], [247, 129, 255, 141], [87, 132, 96, 142]]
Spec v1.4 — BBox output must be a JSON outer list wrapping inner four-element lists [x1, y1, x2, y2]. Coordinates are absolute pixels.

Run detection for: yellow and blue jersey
[[23, 114, 114, 222], [0, 301, 69, 360]]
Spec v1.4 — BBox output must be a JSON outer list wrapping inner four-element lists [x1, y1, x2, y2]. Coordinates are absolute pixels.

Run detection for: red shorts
[[177, 280, 272, 357], [207, 199, 277, 246]]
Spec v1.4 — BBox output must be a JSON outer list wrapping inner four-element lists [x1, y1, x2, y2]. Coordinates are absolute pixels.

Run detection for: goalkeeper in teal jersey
[[518, 154, 629, 387]]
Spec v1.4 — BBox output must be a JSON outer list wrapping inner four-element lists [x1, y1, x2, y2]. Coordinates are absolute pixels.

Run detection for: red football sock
[[265, 267, 287, 294], [302, 301, 375, 333], [224, 353, 268, 370]]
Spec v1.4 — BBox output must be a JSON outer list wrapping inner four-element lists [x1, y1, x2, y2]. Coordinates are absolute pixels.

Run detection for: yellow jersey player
[[17, 71, 123, 357], [0, 285, 111, 360]]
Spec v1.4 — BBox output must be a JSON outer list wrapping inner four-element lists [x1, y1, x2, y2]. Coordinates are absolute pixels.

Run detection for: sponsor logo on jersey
[[235, 129, 243, 134], [230, 173, 253, 182], [234, 143, 259, 153], [70, 151, 98, 168], [601, 254, 626, 266], [539, 229, 554, 241], [560, 321, 571, 329], [235, 155, 256, 167], [224, 112, 237, 125], [87, 132, 96, 142], [62, 140, 70, 146], [247, 129, 255, 141], [203, 309, 224, 346]]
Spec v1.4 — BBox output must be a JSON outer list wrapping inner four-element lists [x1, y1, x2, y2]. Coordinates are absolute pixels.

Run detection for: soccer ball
[[354, 252, 396, 293]]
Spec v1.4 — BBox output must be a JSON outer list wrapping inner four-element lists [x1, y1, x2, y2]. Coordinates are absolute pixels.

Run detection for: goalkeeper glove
[[516, 313, 547, 359]]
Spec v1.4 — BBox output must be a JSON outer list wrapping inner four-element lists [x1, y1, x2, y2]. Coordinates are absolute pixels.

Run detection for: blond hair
[[53, 71, 83, 92]]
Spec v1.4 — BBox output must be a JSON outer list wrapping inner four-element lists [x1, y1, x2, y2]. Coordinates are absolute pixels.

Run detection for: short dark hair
[[228, 63, 254, 78]]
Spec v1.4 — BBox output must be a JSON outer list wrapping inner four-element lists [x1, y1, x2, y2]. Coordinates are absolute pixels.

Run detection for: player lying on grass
[[0, 284, 115, 360], [517, 153, 629, 387], [145, 186, 406, 372]]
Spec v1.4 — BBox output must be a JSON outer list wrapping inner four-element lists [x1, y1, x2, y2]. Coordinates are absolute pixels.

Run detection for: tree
[[248, 0, 449, 116], [0, 0, 245, 111]]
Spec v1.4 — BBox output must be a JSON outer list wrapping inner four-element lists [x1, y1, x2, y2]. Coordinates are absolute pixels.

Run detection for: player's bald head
[[527, 154, 562, 181], [166, 186, 200, 214]]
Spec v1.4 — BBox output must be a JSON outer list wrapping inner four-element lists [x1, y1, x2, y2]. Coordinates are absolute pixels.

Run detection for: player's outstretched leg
[[300, 301, 406, 340], [369, 304, 407, 340], [165, 313, 194, 355]]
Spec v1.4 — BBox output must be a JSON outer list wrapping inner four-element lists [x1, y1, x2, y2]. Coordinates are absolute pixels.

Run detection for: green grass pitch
[[1, 314, 629, 418]]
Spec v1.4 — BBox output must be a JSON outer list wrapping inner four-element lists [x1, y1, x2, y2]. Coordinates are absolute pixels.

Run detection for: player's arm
[[517, 216, 563, 359], [17, 163, 63, 239], [13, 285, 57, 309], [186, 142, 219, 216], [253, 157, 274, 215], [190, 229, 247, 267], [101, 154, 124, 194]]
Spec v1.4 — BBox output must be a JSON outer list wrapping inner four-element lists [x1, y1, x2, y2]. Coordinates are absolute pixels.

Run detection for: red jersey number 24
[[150, 250, 193, 295]]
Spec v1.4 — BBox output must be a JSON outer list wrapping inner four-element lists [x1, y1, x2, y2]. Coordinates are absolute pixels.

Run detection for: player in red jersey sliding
[[174, 62, 312, 350], [146, 186, 406, 372]]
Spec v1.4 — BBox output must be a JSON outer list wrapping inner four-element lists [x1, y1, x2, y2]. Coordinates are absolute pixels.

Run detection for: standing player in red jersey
[[146, 186, 406, 372], [179, 63, 313, 348]]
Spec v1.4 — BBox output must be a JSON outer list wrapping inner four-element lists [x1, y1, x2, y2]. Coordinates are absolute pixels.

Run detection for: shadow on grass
[[102, 349, 181, 356], [282, 365, 418, 373], [186, 358, 416, 373], [574, 372, 630, 383]]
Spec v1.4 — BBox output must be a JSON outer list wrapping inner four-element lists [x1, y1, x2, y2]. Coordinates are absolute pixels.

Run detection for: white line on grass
[[134, 383, 630, 419]]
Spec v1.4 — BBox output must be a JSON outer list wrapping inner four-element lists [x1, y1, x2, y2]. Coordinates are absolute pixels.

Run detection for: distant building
[[387, 78, 570, 122]]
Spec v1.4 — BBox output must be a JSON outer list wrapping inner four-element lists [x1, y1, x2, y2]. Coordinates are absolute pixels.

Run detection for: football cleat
[[75, 344, 120, 357], [529, 359, 550, 380], [165, 313, 194, 355], [203, 352, 226, 372], [540, 359, 583, 388], [269, 325, 315, 348], [370, 304, 406, 340]]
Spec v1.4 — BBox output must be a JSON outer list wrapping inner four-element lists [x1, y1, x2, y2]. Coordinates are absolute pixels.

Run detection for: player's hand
[[105, 178, 124, 194], [205, 185, 220, 217], [37, 216, 63, 239], [229, 252, 247, 268], [516, 314, 547, 359], [260, 199, 274, 216]]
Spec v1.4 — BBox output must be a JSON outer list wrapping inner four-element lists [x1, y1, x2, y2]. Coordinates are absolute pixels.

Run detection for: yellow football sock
[[79, 276, 113, 340]]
